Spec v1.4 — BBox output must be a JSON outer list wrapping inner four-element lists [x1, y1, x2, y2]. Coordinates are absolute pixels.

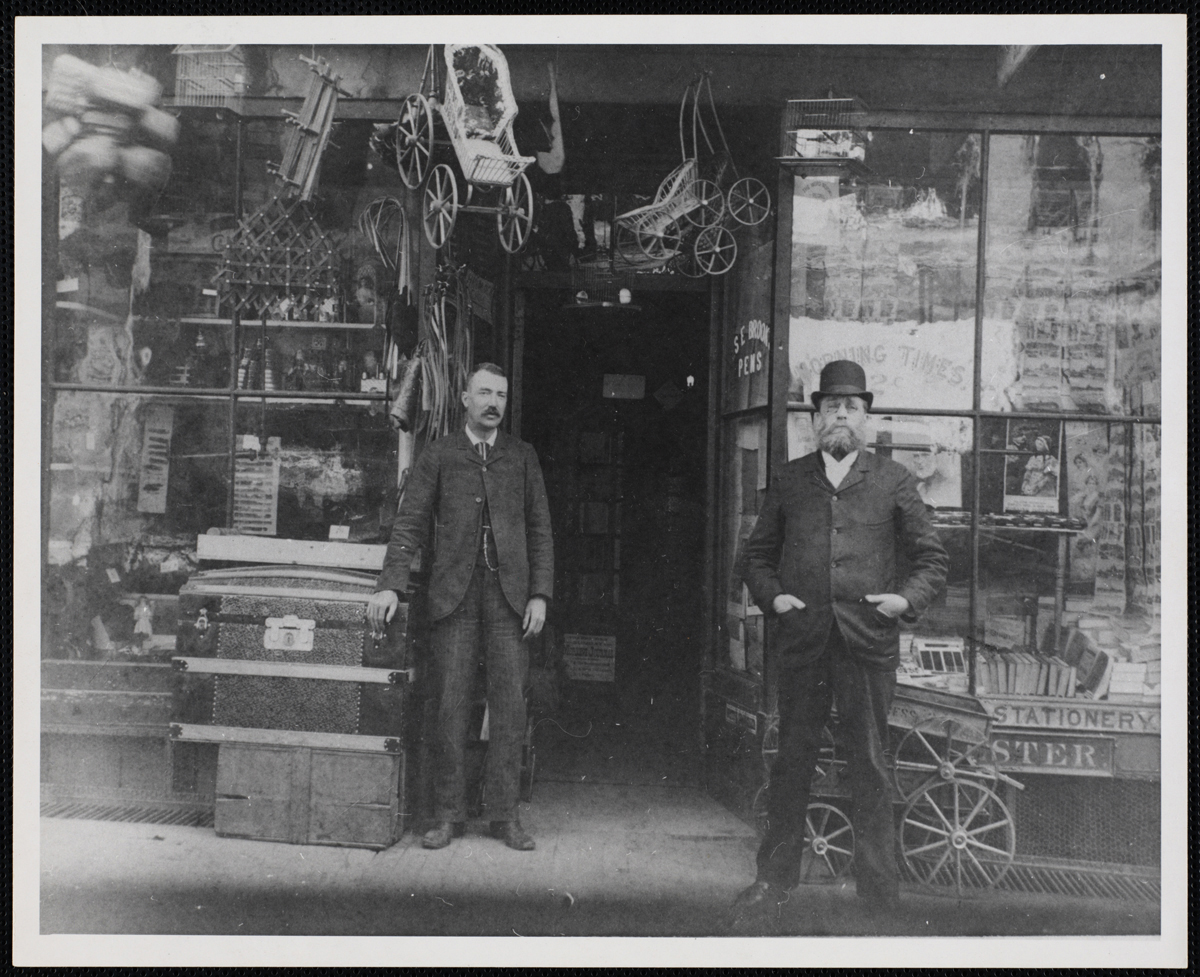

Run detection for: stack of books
[[975, 648, 1078, 697], [1105, 662, 1149, 703]]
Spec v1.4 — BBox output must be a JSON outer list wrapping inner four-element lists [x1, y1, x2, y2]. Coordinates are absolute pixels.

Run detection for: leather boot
[[421, 821, 464, 849], [489, 820, 535, 851]]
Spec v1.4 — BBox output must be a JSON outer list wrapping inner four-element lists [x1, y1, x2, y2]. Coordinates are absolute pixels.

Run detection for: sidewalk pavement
[[40, 780, 1159, 938]]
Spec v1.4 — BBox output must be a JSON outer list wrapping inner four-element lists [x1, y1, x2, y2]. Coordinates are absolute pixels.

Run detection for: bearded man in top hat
[[730, 360, 949, 922]]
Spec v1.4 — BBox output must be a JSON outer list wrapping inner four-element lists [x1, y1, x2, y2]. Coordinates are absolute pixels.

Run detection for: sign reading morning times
[[790, 317, 974, 411], [981, 697, 1161, 734]]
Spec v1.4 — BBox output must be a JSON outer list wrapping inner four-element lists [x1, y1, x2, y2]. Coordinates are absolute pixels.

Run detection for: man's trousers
[[429, 562, 528, 822], [756, 626, 899, 902]]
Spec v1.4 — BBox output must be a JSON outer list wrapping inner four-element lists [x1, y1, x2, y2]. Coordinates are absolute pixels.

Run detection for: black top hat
[[811, 359, 873, 409]]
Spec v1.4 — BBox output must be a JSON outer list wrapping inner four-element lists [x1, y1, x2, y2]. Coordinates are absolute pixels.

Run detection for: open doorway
[[518, 288, 711, 787]]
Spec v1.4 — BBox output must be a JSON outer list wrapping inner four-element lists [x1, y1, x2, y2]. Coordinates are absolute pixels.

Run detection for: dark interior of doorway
[[519, 289, 710, 789]]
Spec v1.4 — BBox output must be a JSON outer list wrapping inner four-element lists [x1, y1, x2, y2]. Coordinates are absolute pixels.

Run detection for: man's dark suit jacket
[[375, 429, 554, 621], [739, 449, 949, 670]]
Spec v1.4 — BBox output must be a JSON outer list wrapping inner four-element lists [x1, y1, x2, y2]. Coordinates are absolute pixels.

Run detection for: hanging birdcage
[[172, 45, 247, 111]]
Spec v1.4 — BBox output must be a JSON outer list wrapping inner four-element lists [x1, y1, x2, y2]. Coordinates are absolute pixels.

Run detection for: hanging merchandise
[[388, 354, 423, 433], [214, 57, 350, 319], [614, 73, 771, 277], [413, 266, 475, 440], [389, 45, 535, 254]]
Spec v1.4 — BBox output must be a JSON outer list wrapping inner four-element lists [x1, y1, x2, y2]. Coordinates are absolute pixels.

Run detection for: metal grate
[[41, 799, 214, 828], [994, 858, 1160, 904], [1014, 776, 1160, 867]]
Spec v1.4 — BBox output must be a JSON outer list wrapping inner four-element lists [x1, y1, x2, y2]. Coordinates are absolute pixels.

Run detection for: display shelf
[[143, 316, 378, 330], [776, 156, 872, 179], [48, 382, 389, 401]]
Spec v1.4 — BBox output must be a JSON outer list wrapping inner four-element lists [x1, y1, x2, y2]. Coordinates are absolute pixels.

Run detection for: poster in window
[[1002, 419, 1062, 513]]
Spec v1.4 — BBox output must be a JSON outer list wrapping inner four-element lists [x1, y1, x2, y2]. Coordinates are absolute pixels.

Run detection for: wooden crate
[[214, 742, 409, 849]]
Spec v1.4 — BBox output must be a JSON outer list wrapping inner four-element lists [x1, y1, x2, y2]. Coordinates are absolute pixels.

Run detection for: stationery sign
[[790, 317, 975, 410]]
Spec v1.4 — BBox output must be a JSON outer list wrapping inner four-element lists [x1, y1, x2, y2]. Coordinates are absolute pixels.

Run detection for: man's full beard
[[818, 423, 864, 460]]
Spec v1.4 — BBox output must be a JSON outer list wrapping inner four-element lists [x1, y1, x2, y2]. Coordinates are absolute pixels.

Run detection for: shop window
[[233, 399, 396, 544], [981, 134, 1161, 414], [719, 415, 768, 676], [974, 417, 1160, 698], [787, 130, 980, 410]]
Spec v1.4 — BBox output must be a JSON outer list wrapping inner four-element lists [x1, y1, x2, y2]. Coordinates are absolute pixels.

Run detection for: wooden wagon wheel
[[395, 93, 434, 190], [892, 714, 999, 802], [636, 216, 683, 262], [728, 176, 772, 226], [497, 171, 534, 254], [901, 778, 1016, 894], [799, 802, 855, 883], [693, 223, 737, 275], [684, 178, 726, 228], [423, 163, 459, 249]]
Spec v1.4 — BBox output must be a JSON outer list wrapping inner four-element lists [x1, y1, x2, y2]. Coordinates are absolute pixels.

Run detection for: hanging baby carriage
[[390, 44, 536, 254], [614, 73, 771, 276]]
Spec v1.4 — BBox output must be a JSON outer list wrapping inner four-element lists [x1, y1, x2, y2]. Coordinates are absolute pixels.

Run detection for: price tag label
[[328, 525, 350, 540], [106, 567, 121, 584]]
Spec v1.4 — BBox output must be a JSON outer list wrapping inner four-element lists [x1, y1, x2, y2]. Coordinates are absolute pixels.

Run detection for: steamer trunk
[[173, 565, 414, 846]]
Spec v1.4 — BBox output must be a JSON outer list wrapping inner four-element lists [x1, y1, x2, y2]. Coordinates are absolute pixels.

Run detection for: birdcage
[[568, 259, 639, 310], [782, 97, 867, 160], [172, 45, 247, 110]]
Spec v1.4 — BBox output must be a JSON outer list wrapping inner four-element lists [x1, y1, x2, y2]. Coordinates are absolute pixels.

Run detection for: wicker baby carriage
[[390, 44, 536, 254], [614, 74, 770, 276]]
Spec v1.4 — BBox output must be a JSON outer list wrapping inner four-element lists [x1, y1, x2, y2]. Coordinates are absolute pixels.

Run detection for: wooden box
[[214, 742, 409, 848]]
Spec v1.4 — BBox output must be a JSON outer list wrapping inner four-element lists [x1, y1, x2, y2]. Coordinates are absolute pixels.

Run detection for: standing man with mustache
[[729, 360, 948, 922], [368, 363, 553, 851]]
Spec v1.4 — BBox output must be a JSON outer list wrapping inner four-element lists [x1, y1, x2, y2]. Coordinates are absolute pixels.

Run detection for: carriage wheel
[[799, 802, 855, 883], [694, 224, 737, 275], [728, 177, 772, 226], [671, 227, 705, 277], [685, 178, 726, 228], [636, 218, 683, 261], [423, 164, 459, 249], [901, 779, 1016, 894], [892, 715, 999, 802], [396, 94, 434, 190], [497, 172, 535, 254]]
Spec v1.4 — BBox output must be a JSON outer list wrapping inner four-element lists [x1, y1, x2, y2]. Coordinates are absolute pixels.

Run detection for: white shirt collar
[[821, 449, 859, 489], [465, 425, 498, 448]]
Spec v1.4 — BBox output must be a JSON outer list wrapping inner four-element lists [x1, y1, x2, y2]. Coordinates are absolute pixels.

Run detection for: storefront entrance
[[517, 287, 711, 787]]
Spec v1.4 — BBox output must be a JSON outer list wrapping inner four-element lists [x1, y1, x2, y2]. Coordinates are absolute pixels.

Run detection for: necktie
[[476, 440, 497, 568]]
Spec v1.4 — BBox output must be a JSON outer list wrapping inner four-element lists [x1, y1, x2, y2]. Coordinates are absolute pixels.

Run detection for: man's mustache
[[483, 409, 501, 417]]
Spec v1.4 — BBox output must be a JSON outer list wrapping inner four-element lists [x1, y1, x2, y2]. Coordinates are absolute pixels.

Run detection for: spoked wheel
[[799, 802, 855, 884], [694, 223, 737, 275], [728, 177, 772, 225], [673, 249, 705, 278], [497, 172, 534, 254], [671, 227, 705, 277], [395, 93, 434, 189], [685, 178, 726, 228], [901, 779, 1016, 894], [636, 217, 683, 262], [423, 163, 459, 249], [892, 715, 999, 802]]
